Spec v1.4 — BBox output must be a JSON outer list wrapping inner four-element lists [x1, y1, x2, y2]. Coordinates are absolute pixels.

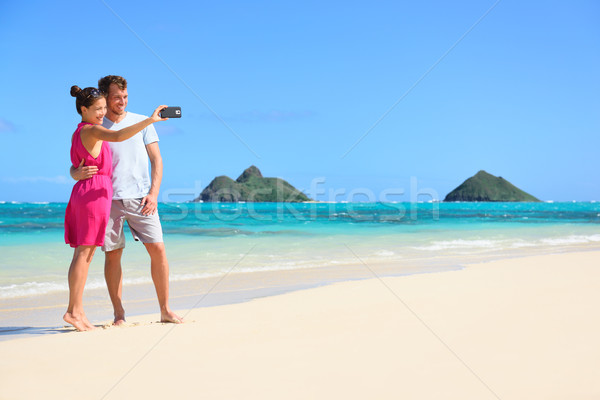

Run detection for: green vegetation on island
[[444, 170, 541, 202], [195, 166, 310, 202]]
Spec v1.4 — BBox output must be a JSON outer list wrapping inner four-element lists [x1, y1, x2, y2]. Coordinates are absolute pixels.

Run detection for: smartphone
[[160, 106, 182, 118]]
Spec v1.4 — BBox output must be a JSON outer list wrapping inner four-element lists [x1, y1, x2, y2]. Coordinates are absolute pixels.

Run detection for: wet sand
[[1, 251, 599, 399]]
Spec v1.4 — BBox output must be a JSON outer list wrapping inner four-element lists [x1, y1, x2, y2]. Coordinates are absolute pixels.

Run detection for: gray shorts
[[102, 198, 163, 252]]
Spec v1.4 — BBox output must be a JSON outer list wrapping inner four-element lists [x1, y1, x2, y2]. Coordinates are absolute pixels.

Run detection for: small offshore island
[[195, 166, 310, 202], [195, 167, 541, 203], [444, 170, 541, 202]]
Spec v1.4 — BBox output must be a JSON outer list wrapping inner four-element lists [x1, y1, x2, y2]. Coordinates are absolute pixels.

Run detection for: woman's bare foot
[[63, 312, 92, 331], [82, 315, 96, 330], [161, 309, 184, 324]]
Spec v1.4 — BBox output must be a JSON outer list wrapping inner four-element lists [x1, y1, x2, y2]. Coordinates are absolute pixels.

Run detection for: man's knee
[[105, 248, 124, 267], [144, 242, 166, 259]]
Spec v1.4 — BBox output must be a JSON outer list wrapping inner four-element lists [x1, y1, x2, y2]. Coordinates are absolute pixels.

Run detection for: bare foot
[[82, 315, 97, 330], [161, 310, 184, 324], [63, 312, 91, 332], [113, 307, 126, 326]]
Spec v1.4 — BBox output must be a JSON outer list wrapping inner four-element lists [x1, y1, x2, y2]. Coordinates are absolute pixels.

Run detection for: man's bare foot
[[63, 312, 92, 332], [161, 310, 184, 324], [113, 307, 126, 326]]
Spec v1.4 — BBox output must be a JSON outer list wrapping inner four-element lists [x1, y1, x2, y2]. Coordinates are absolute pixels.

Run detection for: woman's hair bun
[[70, 85, 82, 97]]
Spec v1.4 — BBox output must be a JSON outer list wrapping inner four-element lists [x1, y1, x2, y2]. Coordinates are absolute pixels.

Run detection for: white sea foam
[[412, 234, 600, 253], [412, 239, 499, 251], [411, 232, 600, 253], [374, 250, 395, 257], [121, 276, 154, 286], [249, 260, 352, 272], [0, 281, 68, 299], [0, 260, 357, 296], [510, 241, 537, 248], [0, 276, 157, 299], [540, 234, 600, 246], [169, 272, 222, 281]]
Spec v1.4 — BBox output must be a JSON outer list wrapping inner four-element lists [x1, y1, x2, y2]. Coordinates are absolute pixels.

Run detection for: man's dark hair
[[98, 75, 127, 95]]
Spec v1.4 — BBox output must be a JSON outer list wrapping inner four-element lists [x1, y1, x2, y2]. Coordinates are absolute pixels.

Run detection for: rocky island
[[444, 170, 541, 202], [195, 166, 310, 202]]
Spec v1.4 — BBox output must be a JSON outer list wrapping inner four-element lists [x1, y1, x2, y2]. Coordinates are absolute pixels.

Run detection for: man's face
[[106, 83, 128, 115]]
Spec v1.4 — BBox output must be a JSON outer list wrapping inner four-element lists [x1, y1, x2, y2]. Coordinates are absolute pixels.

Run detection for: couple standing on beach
[[64, 75, 182, 331]]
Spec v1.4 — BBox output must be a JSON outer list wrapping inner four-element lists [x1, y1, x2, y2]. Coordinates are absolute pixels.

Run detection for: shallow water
[[1, 201, 599, 299]]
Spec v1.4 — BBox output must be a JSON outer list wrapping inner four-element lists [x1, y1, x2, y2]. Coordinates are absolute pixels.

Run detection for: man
[[71, 75, 182, 324]]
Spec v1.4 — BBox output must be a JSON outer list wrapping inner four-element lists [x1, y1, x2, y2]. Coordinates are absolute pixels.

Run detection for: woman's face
[[81, 97, 107, 125]]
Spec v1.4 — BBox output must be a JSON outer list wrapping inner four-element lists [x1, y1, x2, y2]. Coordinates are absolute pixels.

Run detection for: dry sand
[[1, 251, 599, 399]]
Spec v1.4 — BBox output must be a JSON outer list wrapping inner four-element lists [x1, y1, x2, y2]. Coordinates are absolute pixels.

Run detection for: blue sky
[[1, 1, 598, 202]]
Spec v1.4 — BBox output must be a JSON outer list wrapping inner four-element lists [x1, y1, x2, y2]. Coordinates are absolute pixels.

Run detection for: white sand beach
[[1, 251, 599, 399]]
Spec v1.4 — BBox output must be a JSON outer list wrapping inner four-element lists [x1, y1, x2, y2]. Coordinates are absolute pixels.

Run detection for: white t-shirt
[[102, 112, 159, 200]]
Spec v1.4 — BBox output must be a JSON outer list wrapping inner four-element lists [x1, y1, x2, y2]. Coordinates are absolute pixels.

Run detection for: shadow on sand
[[0, 325, 72, 339]]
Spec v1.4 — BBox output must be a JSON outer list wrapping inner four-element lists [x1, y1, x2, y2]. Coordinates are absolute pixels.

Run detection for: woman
[[63, 85, 167, 331]]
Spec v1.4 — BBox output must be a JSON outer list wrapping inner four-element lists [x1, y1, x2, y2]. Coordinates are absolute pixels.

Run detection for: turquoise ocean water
[[1, 201, 599, 300]]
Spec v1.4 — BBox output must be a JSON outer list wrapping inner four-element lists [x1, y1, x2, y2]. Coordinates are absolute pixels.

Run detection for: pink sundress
[[64, 122, 113, 247]]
